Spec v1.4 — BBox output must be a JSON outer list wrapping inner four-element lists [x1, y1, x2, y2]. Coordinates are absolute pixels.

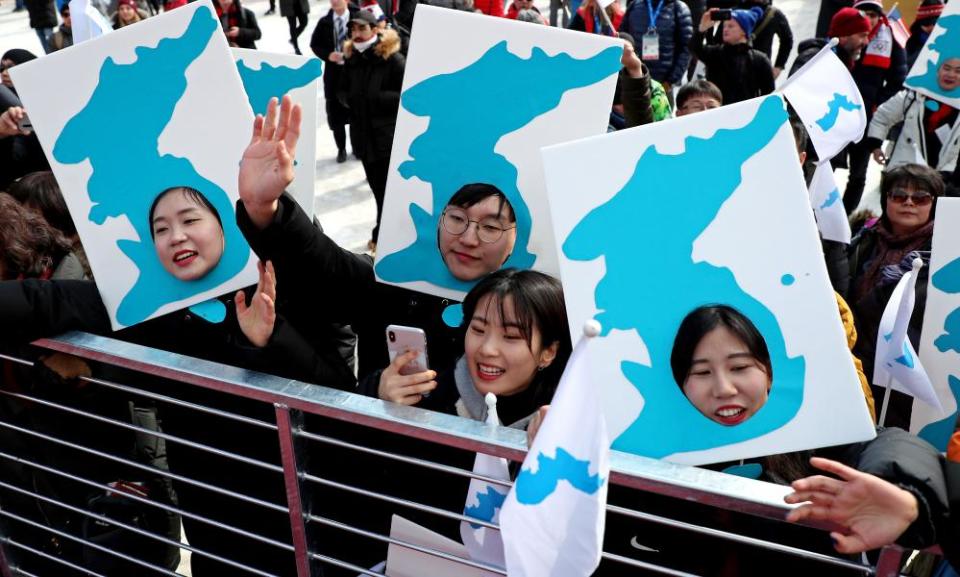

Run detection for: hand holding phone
[[380, 325, 436, 405], [711, 8, 731, 21]]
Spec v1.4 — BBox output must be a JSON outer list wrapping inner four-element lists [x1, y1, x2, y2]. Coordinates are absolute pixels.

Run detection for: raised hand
[[784, 457, 919, 554], [238, 95, 303, 229], [236, 260, 278, 347]]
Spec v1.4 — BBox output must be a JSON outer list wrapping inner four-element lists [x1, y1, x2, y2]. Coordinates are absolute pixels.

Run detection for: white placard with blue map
[[904, 0, 960, 108], [10, 1, 258, 330], [543, 95, 877, 465], [373, 6, 623, 301], [913, 199, 960, 452], [232, 48, 322, 213]]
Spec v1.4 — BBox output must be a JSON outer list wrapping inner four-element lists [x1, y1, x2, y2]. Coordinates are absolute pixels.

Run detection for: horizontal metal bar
[[600, 551, 702, 576], [0, 388, 284, 474], [308, 552, 385, 577], [306, 513, 507, 575], [0, 418, 288, 514], [2, 537, 106, 577], [0, 479, 278, 577], [607, 504, 870, 574], [10, 567, 40, 577], [78, 374, 278, 431], [0, 509, 181, 577], [34, 333, 808, 527], [0, 449, 294, 553], [302, 473, 499, 531], [296, 429, 512, 488], [0, 352, 33, 368]]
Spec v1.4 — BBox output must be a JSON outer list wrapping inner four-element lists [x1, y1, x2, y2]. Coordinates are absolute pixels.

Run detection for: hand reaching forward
[[784, 457, 919, 554], [239, 95, 303, 229], [236, 260, 277, 347]]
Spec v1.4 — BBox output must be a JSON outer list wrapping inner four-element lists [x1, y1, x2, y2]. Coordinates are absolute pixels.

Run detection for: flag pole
[[878, 373, 894, 427]]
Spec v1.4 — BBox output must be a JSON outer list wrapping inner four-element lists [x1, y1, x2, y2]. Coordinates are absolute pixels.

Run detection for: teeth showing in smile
[[716, 407, 744, 418], [174, 251, 197, 262], [478, 364, 504, 377]]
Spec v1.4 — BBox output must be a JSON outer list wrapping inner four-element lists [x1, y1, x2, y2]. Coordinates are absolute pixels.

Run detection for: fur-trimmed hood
[[343, 28, 401, 59]]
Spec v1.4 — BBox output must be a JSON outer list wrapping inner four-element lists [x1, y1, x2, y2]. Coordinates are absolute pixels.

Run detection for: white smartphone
[[386, 324, 430, 376]]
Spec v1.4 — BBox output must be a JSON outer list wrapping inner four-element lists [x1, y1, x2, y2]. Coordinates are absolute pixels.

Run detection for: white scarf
[[863, 20, 893, 70], [353, 36, 377, 53]]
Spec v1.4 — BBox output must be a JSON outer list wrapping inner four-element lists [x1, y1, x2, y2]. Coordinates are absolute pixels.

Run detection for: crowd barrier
[[0, 331, 915, 576]]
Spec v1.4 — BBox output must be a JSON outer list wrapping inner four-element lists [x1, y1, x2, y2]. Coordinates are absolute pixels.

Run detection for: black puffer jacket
[[619, 0, 693, 85], [750, 3, 793, 70], [338, 29, 405, 164], [25, 0, 57, 29], [690, 29, 775, 104]]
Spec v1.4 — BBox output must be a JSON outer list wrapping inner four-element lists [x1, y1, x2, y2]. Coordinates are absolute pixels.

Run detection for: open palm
[[238, 95, 303, 225]]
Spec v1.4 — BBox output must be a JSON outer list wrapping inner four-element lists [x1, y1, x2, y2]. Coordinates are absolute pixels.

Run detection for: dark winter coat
[[310, 5, 359, 99], [620, 67, 654, 128], [236, 192, 464, 382], [847, 221, 933, 430], [853, 31, 908, 117], [214, 0, 261, 49], [280, 0, 308, 18], [338, 29, 405, 164], [690, 30, 775, 104], [619, 0, 693, 85], [25, 0, 57, 29], [750, 4, 793, 70], [791, 37, 856, 75]]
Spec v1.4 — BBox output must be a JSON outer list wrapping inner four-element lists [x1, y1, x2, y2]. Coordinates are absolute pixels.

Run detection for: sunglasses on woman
[[889, 189, 934, 206]]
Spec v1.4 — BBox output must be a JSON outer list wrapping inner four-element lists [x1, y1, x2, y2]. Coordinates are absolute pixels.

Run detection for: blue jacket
[[620, 0, 693, 85]]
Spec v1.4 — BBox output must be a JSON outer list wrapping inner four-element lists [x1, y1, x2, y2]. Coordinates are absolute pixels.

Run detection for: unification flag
[[888, 7, 911, 48], [874, 258, 943, 412], [499, 321, 609, 577], [808, 161, 852, 243], [70, 0, 112, 44], [781, 39, 867, 161], [459, 393, 509, 569]]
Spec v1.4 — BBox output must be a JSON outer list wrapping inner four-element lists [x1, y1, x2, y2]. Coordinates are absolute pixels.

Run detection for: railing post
[[275, 404, 315, 577], [875, 545, 904, 577]]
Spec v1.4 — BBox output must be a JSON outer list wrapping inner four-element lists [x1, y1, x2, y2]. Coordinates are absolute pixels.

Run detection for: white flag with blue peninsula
[[459, 393, 508, 569], [782, 39, 866, 161], [808, 161, 851, 243], [875, 258, 943, 411], [499, 321, 608, 577]]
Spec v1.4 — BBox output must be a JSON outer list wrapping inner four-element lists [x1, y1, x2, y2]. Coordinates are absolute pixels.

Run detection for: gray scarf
[[453, 356, 534, 430]]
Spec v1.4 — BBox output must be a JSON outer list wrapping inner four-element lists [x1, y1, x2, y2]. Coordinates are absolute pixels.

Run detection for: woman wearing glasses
[[847, 163, 943, 430]]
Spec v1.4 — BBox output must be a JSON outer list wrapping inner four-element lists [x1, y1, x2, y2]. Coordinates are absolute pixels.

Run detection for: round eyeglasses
[[441, 208, 516, 243]]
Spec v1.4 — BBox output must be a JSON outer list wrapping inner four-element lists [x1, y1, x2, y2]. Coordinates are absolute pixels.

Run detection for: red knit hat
[[916, 0, 944, 27], [117, 0, 138, 9], [828, 7, 872, 38]]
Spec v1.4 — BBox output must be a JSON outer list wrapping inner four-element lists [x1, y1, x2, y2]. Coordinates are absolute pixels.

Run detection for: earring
[[537, 365, 545, 371]]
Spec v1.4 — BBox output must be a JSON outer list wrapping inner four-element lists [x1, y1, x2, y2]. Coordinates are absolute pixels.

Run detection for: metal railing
[[0, 331, 914, 577]]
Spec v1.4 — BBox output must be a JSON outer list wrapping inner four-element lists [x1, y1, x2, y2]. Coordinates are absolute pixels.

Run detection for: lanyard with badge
[[642, 0, 664, 61]]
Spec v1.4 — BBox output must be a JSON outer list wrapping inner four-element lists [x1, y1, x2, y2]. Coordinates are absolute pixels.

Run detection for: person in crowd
[[619, 0, 693, 105], [619, 38, 673, 128], [742, 0, 793, 80], [474, 0, 503, 17], [569, 0, 623, 36], [214, 0, 261, 49], [847, 164, 942, 430], [0, 193, 84, 281], [907, 0, 944, 71], [547, 0, 566, 27], [691, 7, 774, 105], [832, 0, 908, 216], [792, 7, 871, 74], [49, 3, 72, 51], [866, 59, 960, 185], [24, 0, 57, 54], [338, 9, 404, 251], [281, 0, 309, 55], [311, 0, 359, 164], [815, 0, 853, 38], [675, 78, 722, 116], [6, 172, 91, 278], [369, 268, 571, 429], [112, 0, 146, 29], [505, 0, 547, 25], [1, 49, 37, 94], [516, 8, 546, 24], [265, 0, 275, 15]]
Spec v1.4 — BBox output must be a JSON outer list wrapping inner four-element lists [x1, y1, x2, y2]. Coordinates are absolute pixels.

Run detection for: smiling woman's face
[[681, 326, 771, 426], [151, 189, 224, 282]]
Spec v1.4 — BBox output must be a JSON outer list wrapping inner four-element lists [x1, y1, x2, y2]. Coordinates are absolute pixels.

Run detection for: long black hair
[[460, 268, 572, 412]]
